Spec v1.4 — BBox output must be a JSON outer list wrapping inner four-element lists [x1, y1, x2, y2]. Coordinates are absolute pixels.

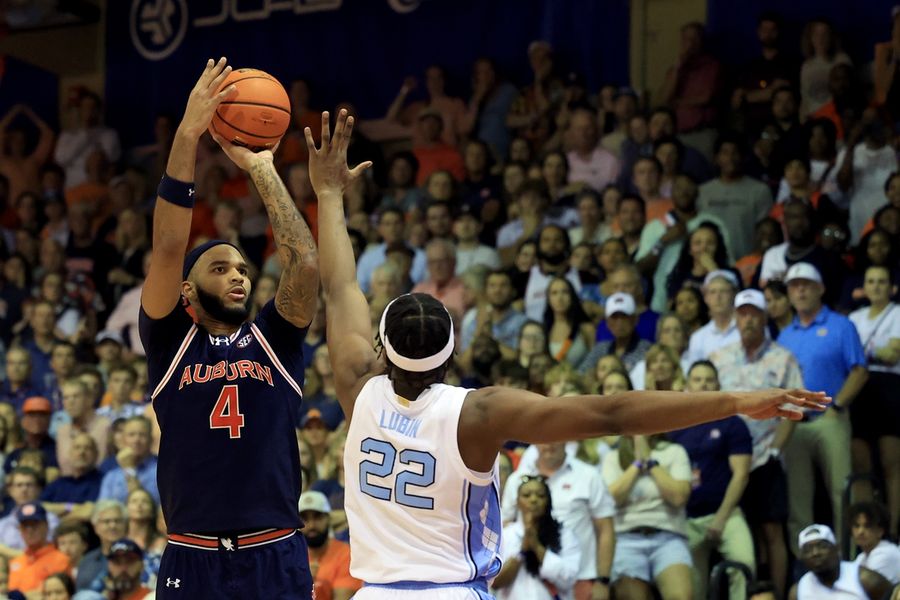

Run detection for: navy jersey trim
[[151, 324, 198, 400], [249, 324, 303, 398]]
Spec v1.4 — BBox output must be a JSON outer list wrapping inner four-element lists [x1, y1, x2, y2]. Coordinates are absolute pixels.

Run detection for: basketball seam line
[[214, 109, 285, 139], [219, 101, 290, 114]]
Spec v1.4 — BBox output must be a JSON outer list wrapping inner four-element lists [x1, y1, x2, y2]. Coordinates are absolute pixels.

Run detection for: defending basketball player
[[307, 109, 830, 599], [142, 58, 317, 599]]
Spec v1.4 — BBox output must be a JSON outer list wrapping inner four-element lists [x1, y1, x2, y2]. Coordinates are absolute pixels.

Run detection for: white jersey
[[797, 561, 868, 599], [344, 375, 502, 585]]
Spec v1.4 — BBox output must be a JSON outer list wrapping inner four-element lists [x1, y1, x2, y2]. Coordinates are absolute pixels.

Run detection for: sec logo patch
[[237, 334, 253, 348]]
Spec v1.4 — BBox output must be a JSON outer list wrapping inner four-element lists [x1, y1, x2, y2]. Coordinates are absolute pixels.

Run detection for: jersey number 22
[[359, 438, 435, 509]]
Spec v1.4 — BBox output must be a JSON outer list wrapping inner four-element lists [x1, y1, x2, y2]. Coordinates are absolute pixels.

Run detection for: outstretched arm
[[305, 110, 375, 418], [458, 387, 829, 472], [142, 58, 236, 318], [213, 142, 318, 328]]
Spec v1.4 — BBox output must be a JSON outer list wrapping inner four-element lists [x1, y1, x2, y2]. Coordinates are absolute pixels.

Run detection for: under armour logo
[[166, 578, 181, 588], [222, 537, 235, 551], [210, 335, 229, 346]]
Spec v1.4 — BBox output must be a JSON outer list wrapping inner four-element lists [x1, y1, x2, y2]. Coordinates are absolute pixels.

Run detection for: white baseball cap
[[298, 491, 331, 515], [798, 524, 836, 549], [784, 262, 823, 285], [734, 289, 766, 311], [703, 269, 739, 289], [605, 292, 636, 317]]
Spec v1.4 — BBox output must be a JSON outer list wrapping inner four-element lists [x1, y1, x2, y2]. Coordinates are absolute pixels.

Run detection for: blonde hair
[[644, 344, 685, 391], [543, 363, 584, 395]]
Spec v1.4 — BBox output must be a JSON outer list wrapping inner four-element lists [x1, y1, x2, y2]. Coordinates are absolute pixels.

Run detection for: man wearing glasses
[[0, 467, 59, 560]]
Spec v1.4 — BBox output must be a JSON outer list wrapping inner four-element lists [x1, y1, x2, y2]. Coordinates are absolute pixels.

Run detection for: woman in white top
[[849, 265, 900, 537], [493, 476, 580, 600], [799, 19, 852, 117], [545, 277, 595, 367], [602, 435, 693, 600]]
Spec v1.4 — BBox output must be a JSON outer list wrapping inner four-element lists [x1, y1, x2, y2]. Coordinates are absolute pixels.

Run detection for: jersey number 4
[[210, 385, 245, 439], [359, 438, 435, 509]]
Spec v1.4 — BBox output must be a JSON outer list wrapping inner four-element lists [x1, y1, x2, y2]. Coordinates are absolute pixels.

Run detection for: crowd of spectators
[[0, 7, 897, 600]]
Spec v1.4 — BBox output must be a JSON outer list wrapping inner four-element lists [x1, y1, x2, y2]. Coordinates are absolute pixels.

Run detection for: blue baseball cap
[[16, 502, 47, 524], [182, 240, 242, 280], [106, 538, 143, 559]]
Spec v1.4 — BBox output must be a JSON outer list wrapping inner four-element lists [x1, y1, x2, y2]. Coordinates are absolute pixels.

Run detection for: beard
[[195, 285, 250, 326], [304, 530, 329, 549], [537, 249, 567, 266]]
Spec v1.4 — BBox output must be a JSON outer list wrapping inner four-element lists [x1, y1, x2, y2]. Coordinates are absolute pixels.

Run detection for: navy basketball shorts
[[157, 528, 313, 599]]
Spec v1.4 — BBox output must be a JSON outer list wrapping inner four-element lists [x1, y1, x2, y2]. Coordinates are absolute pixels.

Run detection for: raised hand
[[212, 133, 277, 172], [735, 389, 830, 421], [304, 110, 372, 198], [179, 58, 236, 139]]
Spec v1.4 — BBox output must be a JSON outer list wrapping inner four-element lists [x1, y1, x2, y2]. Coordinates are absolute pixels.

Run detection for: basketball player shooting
[[307, 109, 830, 599], [141, 59, 317, 599]]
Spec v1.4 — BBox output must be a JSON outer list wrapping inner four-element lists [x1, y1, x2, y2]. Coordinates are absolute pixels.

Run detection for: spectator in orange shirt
[[412, 108, 465, 186], [299, 491, 361, 600], [8, 502, 70, 595]]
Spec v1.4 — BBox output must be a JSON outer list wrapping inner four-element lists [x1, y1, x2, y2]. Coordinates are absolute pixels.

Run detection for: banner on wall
[[105, 0, 629, 146]]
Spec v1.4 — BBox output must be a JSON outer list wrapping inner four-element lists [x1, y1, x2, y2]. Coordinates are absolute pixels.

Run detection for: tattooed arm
[[214, 138, 319, 328]]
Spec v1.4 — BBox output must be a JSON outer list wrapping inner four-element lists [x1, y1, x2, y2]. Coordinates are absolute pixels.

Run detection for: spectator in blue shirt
[[668, 361, 754, 600], [0, 349, 37, 416], [14, 301, 62, 397], [3, 397, 58, 475], [98, 416, 158, 505], [777, 262, 868, 555], [41, 433, 103, 519]]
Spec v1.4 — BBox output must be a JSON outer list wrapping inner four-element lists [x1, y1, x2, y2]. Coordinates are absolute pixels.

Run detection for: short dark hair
[[633, 156, 662, 175], [714, 132, 746, 156], [688, 360, 718, 378], [377, 207, 404, 223], [379, 293, 453, 384], [617, 193, 646, 213], [389, 151, 419, 176], [847, 501, 890, 532], [11, 465, 43, 488], [517, 179, 551, 203], [486, 269, 513, 285], [108, 364, 137, 382], [54, 522, 90, 544]]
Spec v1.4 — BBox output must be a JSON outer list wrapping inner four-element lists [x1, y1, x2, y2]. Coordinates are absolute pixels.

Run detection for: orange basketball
[[209, 68, 291, 151]]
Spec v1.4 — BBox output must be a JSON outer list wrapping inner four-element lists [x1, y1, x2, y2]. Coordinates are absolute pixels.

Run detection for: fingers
[[320, 111, 331, 148], [206, 57, 228, 89], [348, 161, 373, 180], [210, 65, 234, 94], [775, 406, 804, 421], [339, 113, 354, 155], [304, 127, 318, 156], [331, 109, 351, 154], [216, 85, 237, 103]]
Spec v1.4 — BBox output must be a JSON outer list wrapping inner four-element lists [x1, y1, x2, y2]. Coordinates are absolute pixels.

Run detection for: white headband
[[378, 295, 455, 372]]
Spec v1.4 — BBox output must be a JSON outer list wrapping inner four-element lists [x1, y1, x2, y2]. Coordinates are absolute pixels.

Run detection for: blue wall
[[107, 0, 630, 147]]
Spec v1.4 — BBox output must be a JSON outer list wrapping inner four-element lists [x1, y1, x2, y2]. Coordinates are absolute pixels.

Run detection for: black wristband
[[595, 576, 611, 585], [158, 173, 196, 208]]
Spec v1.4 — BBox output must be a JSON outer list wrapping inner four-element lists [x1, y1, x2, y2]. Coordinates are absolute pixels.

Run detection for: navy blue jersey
[[140, 300, 307, 534]]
